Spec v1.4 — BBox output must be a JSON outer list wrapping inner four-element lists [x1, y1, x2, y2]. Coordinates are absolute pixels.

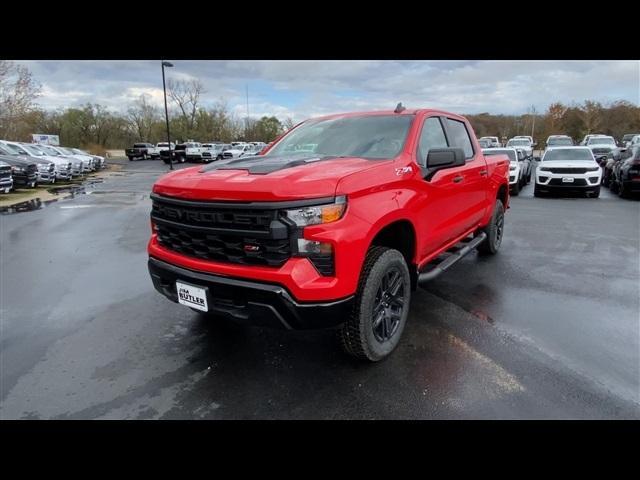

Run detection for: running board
[[417, 232, 487, 284]]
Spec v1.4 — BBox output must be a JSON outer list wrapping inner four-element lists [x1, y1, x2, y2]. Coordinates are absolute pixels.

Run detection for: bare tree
[[167, 78, 205, 132], [283, 117, 296, 131], [0, 60, 41, 138], [127, 94, 159, 141]]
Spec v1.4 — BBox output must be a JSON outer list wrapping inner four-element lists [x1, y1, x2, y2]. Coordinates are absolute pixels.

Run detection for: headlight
[[11, 166, 24, 173], [538, 167, 550, 171], [285, 196, 347, 226], [509, 164, 517, 171], [585, 167, 599, 172]]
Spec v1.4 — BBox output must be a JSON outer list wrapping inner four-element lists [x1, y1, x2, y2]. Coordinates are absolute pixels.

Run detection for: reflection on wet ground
[[0, 179, 105, 215]]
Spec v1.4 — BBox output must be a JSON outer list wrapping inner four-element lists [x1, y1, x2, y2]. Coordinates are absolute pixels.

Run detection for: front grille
[[223, 152, 233, 158], [547, 168, 589, 174], [0, 168, 11, 179], [202, 152, 212, 158], [151, 194, 294, 268], [155, 223, 291, 267], [548, 178, 587, 186]]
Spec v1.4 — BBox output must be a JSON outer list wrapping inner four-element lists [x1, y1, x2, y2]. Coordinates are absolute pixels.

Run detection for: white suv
[[535, 146, 602, 198], [483, 147, 526, 195]]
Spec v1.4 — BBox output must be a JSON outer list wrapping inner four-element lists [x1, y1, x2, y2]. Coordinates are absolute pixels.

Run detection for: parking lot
[[0, 158, 638, 419]]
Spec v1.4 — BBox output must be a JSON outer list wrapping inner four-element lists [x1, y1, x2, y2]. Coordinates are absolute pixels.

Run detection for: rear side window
[[417, 117, 449, 164], [446, 119, 474, 159]]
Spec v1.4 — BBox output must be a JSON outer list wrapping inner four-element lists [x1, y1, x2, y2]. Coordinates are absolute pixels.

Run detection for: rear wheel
[[477, 199, 504, 255], [338, 246, 411, 362], [618, 182, 629, 199]]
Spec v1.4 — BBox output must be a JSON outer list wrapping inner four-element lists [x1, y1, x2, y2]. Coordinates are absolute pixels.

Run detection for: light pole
[[161, 60, 174, 170]]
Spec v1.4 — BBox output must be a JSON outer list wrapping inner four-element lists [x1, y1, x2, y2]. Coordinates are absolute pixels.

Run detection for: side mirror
[[424, 148, 465, 179]]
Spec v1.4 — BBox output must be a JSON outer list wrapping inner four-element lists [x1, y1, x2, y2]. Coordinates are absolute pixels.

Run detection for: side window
[[445, 118, 474, 159], [417, 117, 449, 165]]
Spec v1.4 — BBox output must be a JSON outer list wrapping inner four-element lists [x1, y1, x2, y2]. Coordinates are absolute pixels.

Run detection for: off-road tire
[[338, 246, 411, 362], [477, 199, 504, 255]]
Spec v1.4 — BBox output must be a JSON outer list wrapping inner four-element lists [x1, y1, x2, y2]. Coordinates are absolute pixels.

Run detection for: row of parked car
[[126, 141, 269, 164], [0, 141, 106, 193], [478, 132, 640, 199]]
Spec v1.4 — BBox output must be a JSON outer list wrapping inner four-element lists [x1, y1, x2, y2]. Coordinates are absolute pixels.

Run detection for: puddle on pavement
[[0, 179, 105, 215], [0, 198, 57, 214]]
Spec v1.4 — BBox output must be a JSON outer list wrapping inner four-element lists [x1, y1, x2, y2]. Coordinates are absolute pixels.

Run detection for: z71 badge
[[395, 166, 413, 176]]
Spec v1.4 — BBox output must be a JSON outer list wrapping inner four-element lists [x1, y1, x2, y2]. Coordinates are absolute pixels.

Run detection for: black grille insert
[[546, 168, 590, 174]]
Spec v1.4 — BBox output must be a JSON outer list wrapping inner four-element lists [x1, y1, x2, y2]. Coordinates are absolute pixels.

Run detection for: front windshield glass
[[268, 114, 414, 159], [484, 149, 516, 162], [548, 137, 573, 146], [41, 146, 61, 155], [21, 145, 44, 156], [543, 148, 593, 161], [587, 137, 615, 145], [2, 143, 23, 155], [507, 139, 531, 146]]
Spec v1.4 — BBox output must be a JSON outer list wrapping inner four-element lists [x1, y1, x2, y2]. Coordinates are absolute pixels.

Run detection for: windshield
[[268, 115, 413, 159], [507, 139, 531, 146], [2, 143, 25, 155], [548, 137, 573, 146], [20, 145, 44, 156], [483, 149, 516, 162], [587, 137, 615, 145], [543, 148, 594, 161], [41, 145, 61, 155]]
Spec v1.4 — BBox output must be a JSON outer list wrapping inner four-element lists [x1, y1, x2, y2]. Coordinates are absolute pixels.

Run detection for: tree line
[[1, 61, 638, 155]]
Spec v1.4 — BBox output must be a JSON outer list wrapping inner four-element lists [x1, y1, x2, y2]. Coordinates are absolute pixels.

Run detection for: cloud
[[18, 60, 640, 121]]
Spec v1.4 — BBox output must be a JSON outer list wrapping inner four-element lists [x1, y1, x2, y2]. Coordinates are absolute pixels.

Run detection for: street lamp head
[[162, 61, 174, 68]]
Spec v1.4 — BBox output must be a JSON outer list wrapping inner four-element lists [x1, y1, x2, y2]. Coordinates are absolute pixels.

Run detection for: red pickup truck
[[148, 108, 510, 361]]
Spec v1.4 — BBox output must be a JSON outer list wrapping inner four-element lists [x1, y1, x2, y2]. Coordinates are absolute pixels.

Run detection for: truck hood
[[152, 153, 386, 201]]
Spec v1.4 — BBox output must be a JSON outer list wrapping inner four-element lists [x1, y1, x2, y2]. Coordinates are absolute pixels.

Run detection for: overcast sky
[[18, 60, 640, 121]]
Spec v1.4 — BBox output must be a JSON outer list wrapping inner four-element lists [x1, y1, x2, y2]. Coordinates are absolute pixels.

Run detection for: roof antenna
[[394, 102, 406, 113]]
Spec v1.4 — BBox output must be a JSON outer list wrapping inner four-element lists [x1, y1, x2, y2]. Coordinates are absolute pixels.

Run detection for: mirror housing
[[423, 148, 466, 179]]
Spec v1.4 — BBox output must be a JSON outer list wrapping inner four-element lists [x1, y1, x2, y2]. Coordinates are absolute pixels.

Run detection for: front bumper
[[37, 171, 55, 183], [536, 171, 601, 190], [148, 256, 353, 330], [0, 178, 13, 191]]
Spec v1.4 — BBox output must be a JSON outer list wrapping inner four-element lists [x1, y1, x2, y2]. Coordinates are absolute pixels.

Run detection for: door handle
[[479, 170, 488, 176], [452, 175, 464, 183]]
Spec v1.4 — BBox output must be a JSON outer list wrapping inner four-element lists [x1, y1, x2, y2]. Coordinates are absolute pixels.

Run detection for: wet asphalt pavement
[[1, 159, 639, 419]]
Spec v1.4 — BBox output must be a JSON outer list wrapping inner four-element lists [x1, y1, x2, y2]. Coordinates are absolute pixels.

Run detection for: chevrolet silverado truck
[[147, 108, 510, 361]]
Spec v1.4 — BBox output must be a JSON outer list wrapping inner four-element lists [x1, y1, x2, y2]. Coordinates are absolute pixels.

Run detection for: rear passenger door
[[442, 117, 489, 232]]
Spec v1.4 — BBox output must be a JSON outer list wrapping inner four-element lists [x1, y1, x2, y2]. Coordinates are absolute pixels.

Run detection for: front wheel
[[477, 199, 504, 255], [511, 181, 520, 196], [338, 246, 411, 362]]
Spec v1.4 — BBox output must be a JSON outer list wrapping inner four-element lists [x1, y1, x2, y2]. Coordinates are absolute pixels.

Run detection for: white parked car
[[585, 135, 616, 162], [221, 143, 254, 159], [54, 146, 95, 172], [628, 135, 640, 148], [479, 136, 501, 148], [184, 142, 204, 162], [506, 138, 533, 157], [482, 147, 526, 195], [36, 144, 84, 177], [20, 143, 74, 180], [545, 135, 574, 151], [150, 142, 175, 160], [534, 146, 602, 198]]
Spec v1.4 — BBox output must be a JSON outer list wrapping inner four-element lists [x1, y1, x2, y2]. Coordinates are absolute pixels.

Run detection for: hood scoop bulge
[[200, 154, 339, 175]]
